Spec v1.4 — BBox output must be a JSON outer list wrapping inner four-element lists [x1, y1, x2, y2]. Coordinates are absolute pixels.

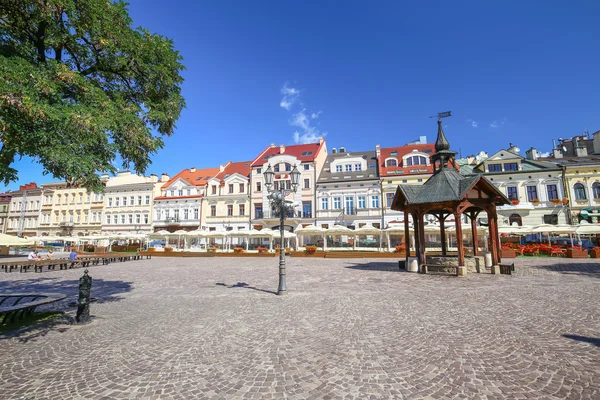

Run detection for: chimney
[[339, 147, 346, 153], [553, 149, 563, 159], [219, 165, 225, 172], [280, 144, 285, 154], [576, 146, 588, 157], [332, 148, 337, 154], [161, 173, 169, 182], [466, 155, 476, 165], [190, 167, 196, 172], [270, 143, 276, 148], [319, 136, 324, 145], [375, 144, 381, 158], [150, 174, 158, 183], [525, 147, 538, 160], [593, 130, 600, 153]]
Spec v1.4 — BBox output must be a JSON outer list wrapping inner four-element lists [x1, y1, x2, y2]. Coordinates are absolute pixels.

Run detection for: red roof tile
[[250, 141, 325, 167], [162, 167, 221, 189], [378, 143, 436, 177], [212, 161, 252, 184]]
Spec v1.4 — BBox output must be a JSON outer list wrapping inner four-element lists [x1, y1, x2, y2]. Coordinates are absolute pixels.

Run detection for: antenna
[[430, 111, 452, 120]]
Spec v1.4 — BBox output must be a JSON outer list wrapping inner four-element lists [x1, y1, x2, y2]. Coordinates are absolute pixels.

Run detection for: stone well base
[[425, 255, 485, 274]]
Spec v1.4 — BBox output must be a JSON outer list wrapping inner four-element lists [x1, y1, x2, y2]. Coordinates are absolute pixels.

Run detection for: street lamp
[[263, 164, 301, 295]]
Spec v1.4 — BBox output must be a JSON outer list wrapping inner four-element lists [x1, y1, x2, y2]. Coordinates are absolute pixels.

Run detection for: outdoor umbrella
[[354, 224, 383, 250], [0, 233, 34, 246]]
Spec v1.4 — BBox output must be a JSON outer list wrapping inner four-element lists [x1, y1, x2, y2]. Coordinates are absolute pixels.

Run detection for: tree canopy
[[0, 0, 185, 192]]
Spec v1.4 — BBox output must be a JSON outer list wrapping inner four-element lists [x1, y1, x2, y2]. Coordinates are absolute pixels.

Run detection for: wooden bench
[[0, 293, 67, 326]]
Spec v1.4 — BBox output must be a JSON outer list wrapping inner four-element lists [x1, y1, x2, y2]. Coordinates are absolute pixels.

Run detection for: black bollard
[[76, 269, 92, 323]]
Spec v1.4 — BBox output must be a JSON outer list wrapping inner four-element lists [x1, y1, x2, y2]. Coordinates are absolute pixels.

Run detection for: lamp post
[[263, 164, 301, 295]]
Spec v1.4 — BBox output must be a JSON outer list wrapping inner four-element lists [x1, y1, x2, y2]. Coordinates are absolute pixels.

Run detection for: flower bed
[[233, 247, 244, 254], [304, 245, 317, 255], [257, 246, 267, 254], [566, 247, 588, 258]]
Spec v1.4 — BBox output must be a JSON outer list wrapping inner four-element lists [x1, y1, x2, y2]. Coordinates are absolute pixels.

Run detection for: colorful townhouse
[[250, 139, 328, 231]]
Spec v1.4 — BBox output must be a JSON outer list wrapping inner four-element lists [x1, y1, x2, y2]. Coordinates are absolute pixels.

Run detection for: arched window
[[509, 213, 522, 226], [386, 159, 397, 167], [574, 183, 587, 200], [284, 163, 291, 172], [593, 182, 600, 199], [406, 155, 428, 166]]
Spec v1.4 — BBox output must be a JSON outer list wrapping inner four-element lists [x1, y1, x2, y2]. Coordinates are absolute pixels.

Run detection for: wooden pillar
[[454, 212, 465, 266], [404, 211, 410, 265], [439, 213, 447, 256], [470, 211, 480, 256], [488, 209, 499, 265], [416, 211, 426, 270], [493, 212, 502, 263]]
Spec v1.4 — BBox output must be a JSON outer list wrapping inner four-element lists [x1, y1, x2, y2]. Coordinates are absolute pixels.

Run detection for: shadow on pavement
[[216, 281, 277, 295], [562, 334, 600, 347], [345, 261, 405, 272], [534, 263, 600, 279]]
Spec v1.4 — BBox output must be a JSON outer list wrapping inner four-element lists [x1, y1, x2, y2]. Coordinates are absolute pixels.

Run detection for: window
[[386, 159, 397, 167], [239, 204, 245, 216], [506, 187, 518, 201], [574, 183, 587, 200], [212, 186, 217, 195], [63, 194, 68, 204], [543, 214, 558, 225], [229, 184, 234, 194], [509, 213, 522, 226], [358, 196, 366, 209], [547, 184, 559, 201], [526, 185, 538, 201], [285, 163, 291, 172], [335, 165, 342, 172], [144, 215, 148, 224], [256, 182, 262, 192], [184, 209, 189, 220], [354, 164, 362, 171], [406, 156, 427, 166], [304, 164, 309, 170], [194, 208, 199, 219], [304, 179, 310, 189], [321, 198, 329, 210], [274, 181, 279, 191], [113, 215, 118, 224], [122, 196, 127, 206], [173, 209, 179, 220], [593, 183, 600, 199], [138, 195, 142, 205], [386, 193, 394, 207], [255, 205, 263, 218], [186, 189, 191, 196], [371, 195, 380, 208], [128, 214, 133, 224], [345, 164, 352, 172], [86, 193, 90, 202], [108, 198, 113, 207], [136, 214, 141, 223], [227, 205, 233, 216], [344, 197, 354, 215], [504, 163, 518, 171], [115, 197, 120, 207], [145, 195, 150, 205], [130, 196, 134, 205], [274, 164, 280, 172], [333, 197, 341, 209], [79, 194, 83, 203], [239, 183, 245, 193], [302, 201, 312, 218], [106, 215, 111, 224], [257, 168, 262, 174], [488, 164, 502, 172], [210, 205, 216, 217]]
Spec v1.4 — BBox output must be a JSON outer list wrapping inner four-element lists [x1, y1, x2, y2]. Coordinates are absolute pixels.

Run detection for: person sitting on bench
[[69, 249, 78, 263], [28, 250, 41, 260]]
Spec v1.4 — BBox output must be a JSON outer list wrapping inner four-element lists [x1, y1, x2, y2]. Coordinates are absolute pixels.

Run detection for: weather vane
[[430, 111, 451, 120]]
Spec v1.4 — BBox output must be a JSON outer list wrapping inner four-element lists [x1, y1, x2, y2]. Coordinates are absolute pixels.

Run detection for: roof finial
[[435, 119, 450, 152]]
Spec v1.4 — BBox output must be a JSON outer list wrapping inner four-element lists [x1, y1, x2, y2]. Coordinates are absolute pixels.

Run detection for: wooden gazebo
[[391, 119, 510, 275]]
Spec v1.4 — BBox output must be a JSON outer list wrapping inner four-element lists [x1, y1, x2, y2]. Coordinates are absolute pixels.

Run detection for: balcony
[[205, 215, 248, 220], [60, 222, 74, 227]]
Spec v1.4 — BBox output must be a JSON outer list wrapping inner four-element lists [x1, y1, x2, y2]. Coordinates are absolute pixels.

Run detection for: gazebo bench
[[0, 293, 67, 326], [498, 263, 515, 275], [420, 264, 459, 275]]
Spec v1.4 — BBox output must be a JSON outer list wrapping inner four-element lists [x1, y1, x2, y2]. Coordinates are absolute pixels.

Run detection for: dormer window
[[488, 164, 502, 172], [211, 186, 217, 195], [406, 156, 427, 166], [336, 165, 342, 172], [345, 164, 352, 172], [285, 163, 291, 172], [354, 164, 362, 171], [504, 162, 518, 171], [386, 159, 397, 167]]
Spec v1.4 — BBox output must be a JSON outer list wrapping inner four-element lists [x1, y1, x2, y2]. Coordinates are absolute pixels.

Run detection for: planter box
[[290, 251, 325, 258], [590, 249, 600, 258], [567, 248, 588, 258], [501, 249, 517, 258]]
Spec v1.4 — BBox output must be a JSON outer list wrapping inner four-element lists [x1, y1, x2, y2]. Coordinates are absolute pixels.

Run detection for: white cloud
[[280, 83, 326, 144], [279, 82, 299, 110], [490, 118, 507, 128], [467, 119, 478, 128], [539, 151, 550, 158]]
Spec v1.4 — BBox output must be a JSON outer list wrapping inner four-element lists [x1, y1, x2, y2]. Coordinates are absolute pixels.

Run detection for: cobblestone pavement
[[1, 257, 599, 399]]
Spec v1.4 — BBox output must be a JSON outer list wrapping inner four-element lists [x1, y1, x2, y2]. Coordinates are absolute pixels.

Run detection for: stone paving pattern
[[1, 257, 599, 399]]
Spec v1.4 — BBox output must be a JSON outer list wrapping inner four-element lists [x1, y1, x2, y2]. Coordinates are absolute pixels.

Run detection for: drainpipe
[[560, 164, 572, 224], [380, 179, 385, 228], [313, 162, 317, 225], [248, 171, 253, 230]]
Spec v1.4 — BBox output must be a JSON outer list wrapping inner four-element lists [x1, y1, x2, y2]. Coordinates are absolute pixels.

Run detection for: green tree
[[0, 0, 185, 191]]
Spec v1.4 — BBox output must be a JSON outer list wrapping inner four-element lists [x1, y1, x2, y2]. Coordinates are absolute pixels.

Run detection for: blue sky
[[5, 1, 600, 191]]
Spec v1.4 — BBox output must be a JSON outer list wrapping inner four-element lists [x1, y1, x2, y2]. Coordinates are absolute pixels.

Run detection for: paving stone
[[0, 257, 599, 399]]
